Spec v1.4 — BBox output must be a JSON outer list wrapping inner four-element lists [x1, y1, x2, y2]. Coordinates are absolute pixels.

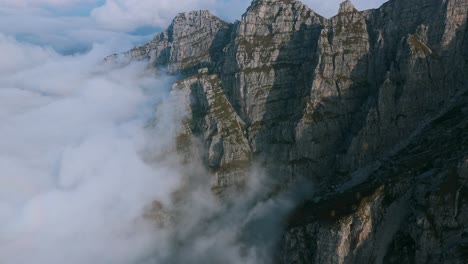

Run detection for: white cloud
[[0, 10, 153, 53], [0, 35, 185, 264], [0, 0, 99, 8], [91, 0, 216, 31]]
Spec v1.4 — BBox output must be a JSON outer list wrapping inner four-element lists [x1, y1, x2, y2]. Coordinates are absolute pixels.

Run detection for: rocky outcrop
[[173, 72, 251, 194], [107, 10, 231, 74], [113, 0, 468, 262]]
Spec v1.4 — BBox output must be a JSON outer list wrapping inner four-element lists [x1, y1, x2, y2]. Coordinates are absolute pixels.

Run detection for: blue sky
[[0, 0, 388, 53], [44, 0, 106, 17]]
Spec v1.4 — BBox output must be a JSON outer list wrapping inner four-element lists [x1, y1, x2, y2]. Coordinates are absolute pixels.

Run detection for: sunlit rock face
[[115, 0, 468, 262]]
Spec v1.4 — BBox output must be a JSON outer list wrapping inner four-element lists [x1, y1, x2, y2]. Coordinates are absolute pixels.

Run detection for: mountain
[[108, 0, 468, 262]]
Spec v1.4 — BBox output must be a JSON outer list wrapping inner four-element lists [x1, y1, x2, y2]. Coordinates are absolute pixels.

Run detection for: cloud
[[0, 0, 99, 8], [0, 35, 185, 264], [0, 9, 153, 54], [91, 0, 216, 31], [0, 0, 151, 54]]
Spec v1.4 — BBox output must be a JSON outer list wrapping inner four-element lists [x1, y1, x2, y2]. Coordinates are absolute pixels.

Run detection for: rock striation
[[112, 0, 468, 262]]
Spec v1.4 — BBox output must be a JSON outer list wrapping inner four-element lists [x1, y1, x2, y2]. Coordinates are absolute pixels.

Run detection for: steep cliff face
[[112, 0, 468, 262], [281, 94, 468, 263], [173, 73, 252, 194]]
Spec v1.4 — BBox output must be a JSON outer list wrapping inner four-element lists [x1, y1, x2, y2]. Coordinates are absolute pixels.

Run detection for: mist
[[0, 31, 310, 263], [0, 34, 184, 264]]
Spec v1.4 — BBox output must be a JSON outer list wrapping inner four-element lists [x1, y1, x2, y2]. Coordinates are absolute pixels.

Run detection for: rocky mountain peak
[[117, 8, 229, 73], [171, 10, 221, 27], [251, 0, 299, 5], [247, 0, 310, 13], [169, 9, 227, 40], [338, 0, 357, 13]]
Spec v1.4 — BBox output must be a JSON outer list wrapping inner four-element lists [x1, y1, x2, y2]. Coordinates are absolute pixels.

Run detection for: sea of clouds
[[0, 35, 182, 263]]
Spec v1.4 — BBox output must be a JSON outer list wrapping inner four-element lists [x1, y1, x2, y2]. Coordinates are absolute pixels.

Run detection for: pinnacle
[[339, 0, 357, 13], [252, 0, 299, 5], [171, 10, 225, 26], [174, 10, 214, 20]]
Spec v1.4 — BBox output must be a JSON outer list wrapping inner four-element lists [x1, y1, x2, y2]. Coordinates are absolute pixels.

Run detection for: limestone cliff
[[111, 0, 468, 262]]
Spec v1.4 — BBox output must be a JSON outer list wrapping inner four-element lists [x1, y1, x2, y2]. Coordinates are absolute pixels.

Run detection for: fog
[[0, 33, 313, 263], [0, 35, 182, 263]]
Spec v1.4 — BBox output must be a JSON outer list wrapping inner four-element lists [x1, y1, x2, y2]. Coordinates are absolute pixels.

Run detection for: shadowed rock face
[[112, 0, 468, 262], [281, 95, 468, 263]]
